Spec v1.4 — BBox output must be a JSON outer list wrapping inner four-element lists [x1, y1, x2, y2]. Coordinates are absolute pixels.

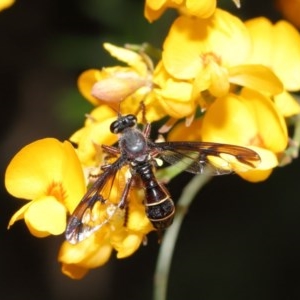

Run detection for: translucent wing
[[65, 158, 127, 244], [152, 141, 261, 175]]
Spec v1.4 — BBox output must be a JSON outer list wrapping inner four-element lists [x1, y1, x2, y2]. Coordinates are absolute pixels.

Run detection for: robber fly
[[65, 113, 261, 244]]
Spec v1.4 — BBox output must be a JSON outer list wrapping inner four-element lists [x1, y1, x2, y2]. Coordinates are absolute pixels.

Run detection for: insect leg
[[118, 173, 134, 209]]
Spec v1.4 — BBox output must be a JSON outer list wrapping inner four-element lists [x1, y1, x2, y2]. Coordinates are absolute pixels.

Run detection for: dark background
[[1, 0, 300, 299]]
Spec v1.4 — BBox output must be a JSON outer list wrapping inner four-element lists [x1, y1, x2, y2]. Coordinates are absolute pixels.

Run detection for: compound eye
[[110, 114, 138, 134], [126, 114, 137, 127], [110, 120, 119, 133]]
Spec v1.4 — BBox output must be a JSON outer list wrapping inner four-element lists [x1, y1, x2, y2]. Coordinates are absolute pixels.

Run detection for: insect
[[65, 113, 261, 244]]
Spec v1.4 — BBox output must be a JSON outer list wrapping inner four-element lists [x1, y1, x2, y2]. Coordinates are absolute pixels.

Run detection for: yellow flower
[[200, 88, 288, 181], [245, 17, 300, 116], [78, 43, 165, 122], [5, 138, 86, 237], [0, 0, 14, 11], [153, 61, 197, 119], [70, 105, 118, 167], [144, 0, 216, 22], [157, 9, 283, 115], [59, 227, 113, 279], [59, 183, 153, 279]]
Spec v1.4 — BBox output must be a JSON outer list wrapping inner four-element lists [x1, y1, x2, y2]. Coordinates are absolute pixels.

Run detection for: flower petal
[[111, 230, 144, 259], [5, 138, 81, 200], [163, 9, 251, 79], [77, 69, 104, 106], [201, 93, 258, 145], [24, 196, 67, 237], [103, 43, 148, 75], [155, 80, 195, 118], [61, 264, 89, 280], [229, 64, 283, 95], [184, 0, 216, 18], [236, 147, 278, 182], [0, 0, 14, 11], [202, 90, 288, 153], [144, 0, 166, 22], [60, 141, 86, 213], [8, 202, 32, 229], [245, 18, 300, 91], [59, 231, 111, 265], [274, 91, 300, 117], [240, 88, 288, 153], [272, 21, 300, 91]]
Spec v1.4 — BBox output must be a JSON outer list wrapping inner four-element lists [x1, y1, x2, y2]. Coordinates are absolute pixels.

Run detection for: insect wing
[[153, 141, 261, 175], [65, 161, 123, 244]]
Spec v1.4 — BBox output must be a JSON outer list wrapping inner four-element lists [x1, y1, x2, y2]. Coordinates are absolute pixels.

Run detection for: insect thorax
[[119, 128, 149, 160]]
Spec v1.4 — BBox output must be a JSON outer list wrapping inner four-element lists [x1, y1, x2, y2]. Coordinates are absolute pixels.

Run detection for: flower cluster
[[5, 0, 300, 278]]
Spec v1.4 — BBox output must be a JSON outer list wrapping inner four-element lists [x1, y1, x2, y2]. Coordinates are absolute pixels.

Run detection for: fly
[[65, 114, 261, 244]]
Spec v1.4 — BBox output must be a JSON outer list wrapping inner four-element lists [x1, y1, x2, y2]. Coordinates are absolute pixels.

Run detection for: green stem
[[280, 113, 300, 166], [153, 174, 212, 300], [292, 114, 300, 145]]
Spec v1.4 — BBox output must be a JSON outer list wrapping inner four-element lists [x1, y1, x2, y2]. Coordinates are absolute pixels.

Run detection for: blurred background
[[1, 0, 300, 299]]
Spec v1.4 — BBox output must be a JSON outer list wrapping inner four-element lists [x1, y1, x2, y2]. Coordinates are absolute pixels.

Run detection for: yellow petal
[[103, 43, 148, 75], [201, 93, 258, 145], [207, 63, 230, 97], [144, 0, 166, 23], [111, 230, 144, 259], [71, 124, 108, 166], [24, 196, 67, 236], [91, 75, 147, 103], [8, 202, 32, 229], [163, 9, 251, 79], [5, 138, 83, 200], [127, 200, 153, 233], [272, 21, 300, 91], [144, 0, 216, 22], [60, 141, 86, 212], [61, 264, 89, 280], [70, 107, 117, 166], [240, 88, 288, 153], [0, 0, 14, 11], [274, 91, 300, 117], [167, 118, 202, 142], [229, 64, 283, 95], [182, 0, 216, 18], [236, 147, 278, 182], [77, 69, 103, 106], [245, 17, 273, 66], [155, 80, 195, 118], [59, 231, 112, 267], [238, 168, 273, 182], [202, 90, 288, 153], [245, 18, 300, 91]]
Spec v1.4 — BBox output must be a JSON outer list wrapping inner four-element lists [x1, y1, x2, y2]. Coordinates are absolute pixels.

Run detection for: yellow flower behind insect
[[155, 8, 283, 118], [245, 17, 300, 117], [144, 0, 216, 22], [78, 43, 166, 122], [167, 88, 288, 182], [58, 174, 153, 279], [5, 136, 155, 279], [5, 138, 86, 237], [70, 105, 118, 167], [201, 89, 288, 181]]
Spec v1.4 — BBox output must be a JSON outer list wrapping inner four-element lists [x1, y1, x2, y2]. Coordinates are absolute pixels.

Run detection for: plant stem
[[153, 174, 212, 300]]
